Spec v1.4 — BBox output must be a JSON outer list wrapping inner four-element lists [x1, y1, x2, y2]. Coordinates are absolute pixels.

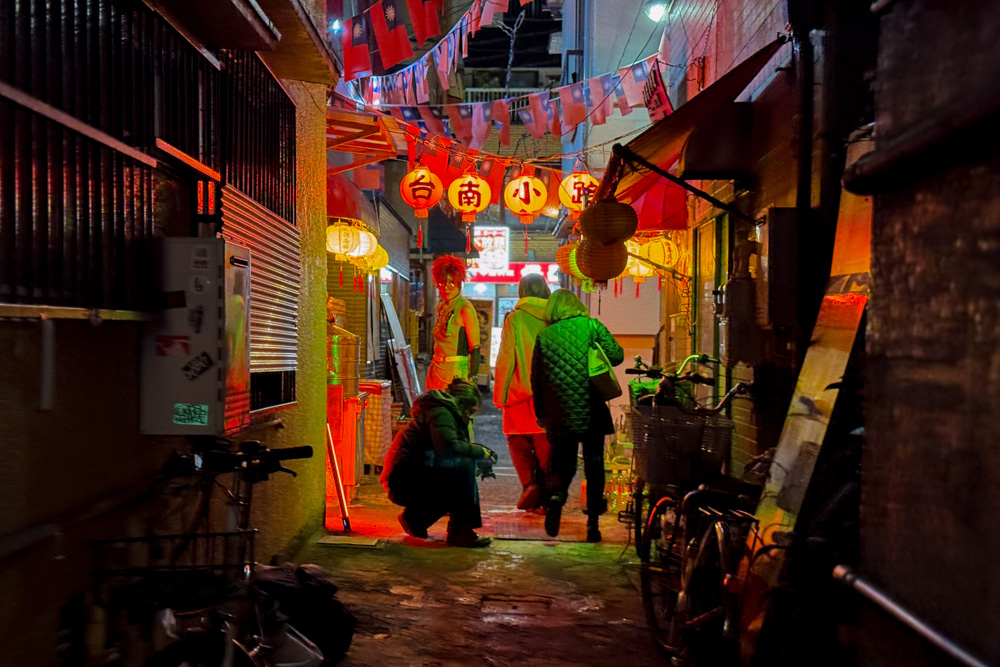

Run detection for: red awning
[[633, 178, 687, 231], [597, 37, 787, 205], [327, 172, 378, 231]]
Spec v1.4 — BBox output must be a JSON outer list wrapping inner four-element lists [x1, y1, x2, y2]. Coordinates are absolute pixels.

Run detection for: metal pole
[[833, 565, 991, 667], [326, 422, 352, 532]]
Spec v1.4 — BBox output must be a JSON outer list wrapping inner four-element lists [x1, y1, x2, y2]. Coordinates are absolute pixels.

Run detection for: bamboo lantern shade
[[577, 238, 628, 282], [578, 200, 638, 245]]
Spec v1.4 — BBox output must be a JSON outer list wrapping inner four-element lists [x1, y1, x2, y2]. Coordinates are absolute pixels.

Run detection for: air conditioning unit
[[140, 237, 251, 435]]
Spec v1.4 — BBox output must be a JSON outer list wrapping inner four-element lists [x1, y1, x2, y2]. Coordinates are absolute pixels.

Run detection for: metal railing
[[464, 87, 541, 117]]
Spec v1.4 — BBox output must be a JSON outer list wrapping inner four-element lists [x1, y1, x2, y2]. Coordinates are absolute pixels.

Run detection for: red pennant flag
[[480, 0, 505, 27], [415, 60, 430, 103], [470, 103, 492, 150], [352, 161, 383, 190], [558, 82, 588, 127], [478, 157, 505, 205], [470, 0, 483, 34], [371, 0, 413, 70], [612, 74, 633, 116], [588, 75, 615, 125], [446, 104, 473, 143], [341, 13, 371, 81], [617, 57, 653, 109], [402, 70, 416, 105], [492, 99, 510, 147], [421, 136, 453, 186], [404, 0, 438, 47], [418, 105, 446, 136], [461, 15, 470, 57], [527, 92, 555, 138], [516, 105, 546, 140], [547, 98, 561, 137], [433, 39, 451, 90]]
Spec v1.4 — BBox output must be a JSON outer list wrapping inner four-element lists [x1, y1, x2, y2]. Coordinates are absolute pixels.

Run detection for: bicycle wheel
[[639, 496, 685, 656], [674, 520, 741, 666], [631, 478, 647, 556]]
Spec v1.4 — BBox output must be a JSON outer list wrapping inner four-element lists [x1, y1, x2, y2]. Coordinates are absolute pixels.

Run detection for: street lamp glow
[[330, 18, 341, 32], [644, 1, 667, 21]]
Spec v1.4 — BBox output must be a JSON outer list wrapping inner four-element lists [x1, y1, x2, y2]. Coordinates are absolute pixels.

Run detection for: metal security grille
[[220, 186, 300, 409], [0, 0, 220, 308], [220, 52, 296, 224]]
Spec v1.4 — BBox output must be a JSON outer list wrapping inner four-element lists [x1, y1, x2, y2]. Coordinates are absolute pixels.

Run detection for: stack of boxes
[[359, 379, 393, 470]]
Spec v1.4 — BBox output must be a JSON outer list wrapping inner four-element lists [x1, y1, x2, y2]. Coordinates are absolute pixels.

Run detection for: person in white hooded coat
[[493, 273, 552, 511]]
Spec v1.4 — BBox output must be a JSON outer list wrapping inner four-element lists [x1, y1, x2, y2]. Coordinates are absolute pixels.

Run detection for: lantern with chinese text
[[638, 236, 679, 270], [558, 171, 600, 221], [326, 223, 360, 258], [400, 165, 444, 248], [626, 240, 655, 283], [504, 174, 548, 254], [578, 200, 639, 245], [576, 238, 628, 283], [358, 244, 389, 273], [447, 173, 492, 252]]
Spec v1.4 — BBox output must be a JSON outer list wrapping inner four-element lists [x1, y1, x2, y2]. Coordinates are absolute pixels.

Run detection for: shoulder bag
[[588, 319, 622, 401]]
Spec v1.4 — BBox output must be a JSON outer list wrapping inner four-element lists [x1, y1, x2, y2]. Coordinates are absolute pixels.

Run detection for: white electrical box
[[140, 237, 251, 435]]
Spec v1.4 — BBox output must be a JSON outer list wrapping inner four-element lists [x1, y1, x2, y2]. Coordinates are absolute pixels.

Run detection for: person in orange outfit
[[425, 255, 481, 391], [493, 273, 552, 512]]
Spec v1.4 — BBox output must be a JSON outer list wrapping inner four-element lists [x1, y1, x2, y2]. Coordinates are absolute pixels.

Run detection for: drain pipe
[[795, 30, 814, 216]]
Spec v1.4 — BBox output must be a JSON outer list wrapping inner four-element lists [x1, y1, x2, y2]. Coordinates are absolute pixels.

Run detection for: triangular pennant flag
[[418, 106, 446, 136], [341, 13, 372, 81], [558, 82, 588, 127], [446, 104, 473, 142], [492, 99, 511, 147], [371, 0, 414, 70]]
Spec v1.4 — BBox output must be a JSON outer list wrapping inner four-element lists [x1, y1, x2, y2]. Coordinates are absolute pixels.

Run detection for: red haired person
[[426, 255, 481, 391]]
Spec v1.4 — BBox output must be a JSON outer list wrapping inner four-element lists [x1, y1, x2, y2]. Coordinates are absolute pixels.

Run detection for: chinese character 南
[[458, 181, 482, 208]]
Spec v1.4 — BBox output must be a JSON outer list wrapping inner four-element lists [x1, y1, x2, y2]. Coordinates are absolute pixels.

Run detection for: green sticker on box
[[173, 403, 209, 425]]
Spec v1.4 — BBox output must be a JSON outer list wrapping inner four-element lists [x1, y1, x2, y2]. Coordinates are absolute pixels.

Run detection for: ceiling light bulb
[[644, 2, 667, 21]]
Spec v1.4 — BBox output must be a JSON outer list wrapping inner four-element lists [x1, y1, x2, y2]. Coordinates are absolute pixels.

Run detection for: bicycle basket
[[90, 530, 256, 612], [631, 407, 734, 487]]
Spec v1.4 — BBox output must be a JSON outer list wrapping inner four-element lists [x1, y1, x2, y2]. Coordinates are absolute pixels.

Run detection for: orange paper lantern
[[558, 171, 600, 220], [504, 175, 548, 224], [400, 165, 444, 247], [447, 174, 491, 224]]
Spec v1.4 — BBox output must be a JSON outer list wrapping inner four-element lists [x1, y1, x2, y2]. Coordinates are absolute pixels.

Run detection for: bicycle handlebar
[[270, 446, 314, 461]]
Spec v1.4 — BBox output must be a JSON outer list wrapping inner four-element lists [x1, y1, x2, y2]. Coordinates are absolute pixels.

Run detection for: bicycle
[[89, 438, 345, 667]]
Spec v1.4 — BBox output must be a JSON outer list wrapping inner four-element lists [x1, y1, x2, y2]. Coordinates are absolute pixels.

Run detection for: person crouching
[[380, 378, 496, 548]]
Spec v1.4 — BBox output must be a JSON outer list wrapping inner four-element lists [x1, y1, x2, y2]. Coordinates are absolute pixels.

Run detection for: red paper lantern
[[400, 165, 444, 247], [447, 173, 492, 251]]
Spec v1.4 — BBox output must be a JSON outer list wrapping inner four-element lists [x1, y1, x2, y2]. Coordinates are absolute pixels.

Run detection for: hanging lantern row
[[326, 220, 388, 291]]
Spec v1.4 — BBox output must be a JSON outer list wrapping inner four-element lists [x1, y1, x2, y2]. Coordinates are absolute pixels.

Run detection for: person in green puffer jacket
[[380, 378, 497, 548], [531, 289, 624, 542]]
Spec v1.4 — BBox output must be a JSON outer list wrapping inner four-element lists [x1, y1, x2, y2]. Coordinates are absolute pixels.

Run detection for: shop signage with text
[[467, 262, 561, 284]]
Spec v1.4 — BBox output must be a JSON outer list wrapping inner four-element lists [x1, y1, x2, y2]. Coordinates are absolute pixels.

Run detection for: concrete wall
[[862, 1, 1000, 664]]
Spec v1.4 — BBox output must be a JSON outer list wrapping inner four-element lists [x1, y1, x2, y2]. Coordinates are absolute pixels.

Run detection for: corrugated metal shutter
[[221, 186, 301, 372], [375, 200, 412, 275]]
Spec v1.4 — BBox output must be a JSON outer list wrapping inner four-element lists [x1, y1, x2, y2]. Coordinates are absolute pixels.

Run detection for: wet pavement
[[303, 390, 666, 665]]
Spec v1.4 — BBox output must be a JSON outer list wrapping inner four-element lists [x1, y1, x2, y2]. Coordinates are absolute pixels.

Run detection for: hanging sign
[[468, 226, 509, 273], [643, 65, 671, 123], [467, 262, 561, 284]]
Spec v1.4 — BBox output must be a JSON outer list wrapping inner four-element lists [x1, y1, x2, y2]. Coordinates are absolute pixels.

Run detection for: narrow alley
[[306, 390, 658, 666]]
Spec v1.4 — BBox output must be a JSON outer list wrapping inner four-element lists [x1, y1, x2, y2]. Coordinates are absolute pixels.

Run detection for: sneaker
[[446, 531, 491, 548], [398, 511, 428, 539], [516, 483, 543, 511], [545, 498, 564, 538]]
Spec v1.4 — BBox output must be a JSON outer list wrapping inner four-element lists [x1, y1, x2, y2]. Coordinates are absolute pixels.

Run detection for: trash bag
[[250, 563, 356, 664]]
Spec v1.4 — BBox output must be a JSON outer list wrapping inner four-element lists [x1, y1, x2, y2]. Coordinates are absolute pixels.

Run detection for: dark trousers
[[393, 458, 482, 535], [547, 432, 606, 517]]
